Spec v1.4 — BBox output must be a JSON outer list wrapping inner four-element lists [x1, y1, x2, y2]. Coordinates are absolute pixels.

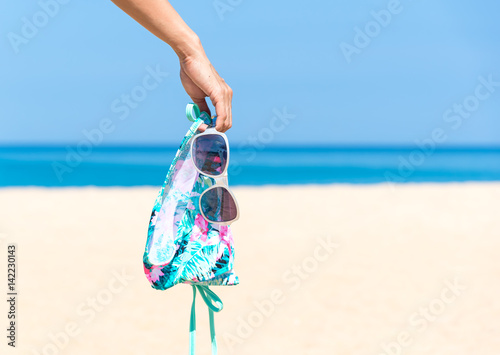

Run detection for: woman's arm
[[110, 0, 233, 132]]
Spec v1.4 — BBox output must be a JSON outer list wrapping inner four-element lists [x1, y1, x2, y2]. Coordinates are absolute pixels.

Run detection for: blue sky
[[1, 0, 499, 146]]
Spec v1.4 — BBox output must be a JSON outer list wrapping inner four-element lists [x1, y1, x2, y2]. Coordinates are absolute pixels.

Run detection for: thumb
[[197, 123, 208, 132]]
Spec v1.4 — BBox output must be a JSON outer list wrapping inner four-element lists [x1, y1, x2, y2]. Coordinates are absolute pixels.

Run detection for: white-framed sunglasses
[[190, 126, 240, 225]]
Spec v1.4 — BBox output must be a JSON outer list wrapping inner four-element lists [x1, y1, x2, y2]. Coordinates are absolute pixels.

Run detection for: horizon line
[[1, 143, 500, 151]]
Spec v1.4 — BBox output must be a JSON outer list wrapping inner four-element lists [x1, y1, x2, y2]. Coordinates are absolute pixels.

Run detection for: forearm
[[110, 0, 202, 59], [111, 0, 233, 132]]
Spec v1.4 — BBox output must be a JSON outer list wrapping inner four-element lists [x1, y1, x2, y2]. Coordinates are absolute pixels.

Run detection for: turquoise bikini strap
[[189, 285, 224, 355], [186, 103, 221, 355], [186, 103, 212, 125], [189, 286, 197, 355]]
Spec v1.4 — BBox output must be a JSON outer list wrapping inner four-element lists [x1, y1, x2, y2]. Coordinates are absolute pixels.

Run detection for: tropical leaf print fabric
[[143, 117, 239, 291]]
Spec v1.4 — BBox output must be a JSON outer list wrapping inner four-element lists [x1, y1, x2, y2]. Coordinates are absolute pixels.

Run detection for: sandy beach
[[1, 182, 499, 355]]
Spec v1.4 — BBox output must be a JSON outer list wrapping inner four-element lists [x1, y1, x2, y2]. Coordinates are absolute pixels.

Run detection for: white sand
[[1, 183, 499, 355]]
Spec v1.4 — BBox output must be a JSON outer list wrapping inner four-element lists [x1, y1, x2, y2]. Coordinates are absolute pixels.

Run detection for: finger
[[214, 100, 227, 132], [212, 90, 228, 132], [226, 104, 232, 131], [191, 97, 211, 117], [197, 123, 208, 132], [225, 85, 233, 131], [217, 86, 232, 132], [220, 103, 231, 132]]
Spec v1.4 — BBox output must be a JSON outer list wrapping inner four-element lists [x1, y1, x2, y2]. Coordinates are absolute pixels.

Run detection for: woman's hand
[[110, 0, 233, 132], [179, 48, 233, 133]]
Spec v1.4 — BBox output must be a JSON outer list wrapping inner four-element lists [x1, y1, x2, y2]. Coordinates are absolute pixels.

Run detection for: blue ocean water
[[0, 146, 499, 186]]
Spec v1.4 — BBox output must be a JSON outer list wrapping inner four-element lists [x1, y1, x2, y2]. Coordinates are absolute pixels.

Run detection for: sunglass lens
[[200, 187, 238, 223], [193, 134, 227, 176]]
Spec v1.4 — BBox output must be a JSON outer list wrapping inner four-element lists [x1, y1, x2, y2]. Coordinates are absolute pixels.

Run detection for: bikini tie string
[[189, 285, 224, 355]]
